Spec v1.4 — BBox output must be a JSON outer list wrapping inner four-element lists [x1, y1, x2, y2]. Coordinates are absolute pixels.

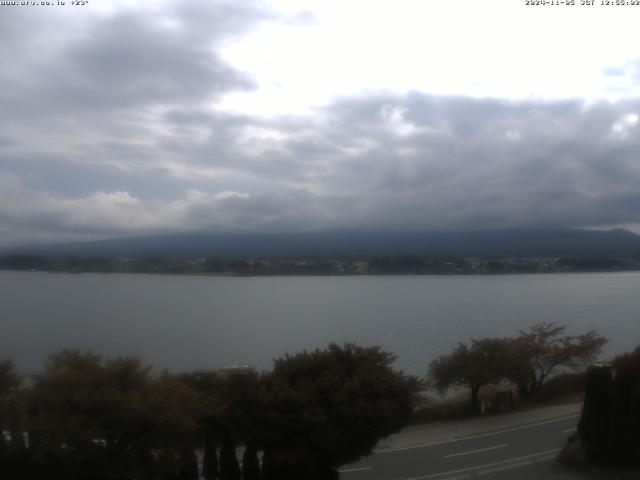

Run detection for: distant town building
[[193, 365, 255, 380]]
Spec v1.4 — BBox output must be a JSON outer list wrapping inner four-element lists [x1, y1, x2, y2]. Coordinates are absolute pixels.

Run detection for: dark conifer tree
[[202, 431, 219, 480], [241, 441, 260, 480], [177, 447, 199, 480], [156, 449, 179, 480], [219, 429, 241, 480], [578, 365, 613, 465], [0, 432, 7, 463], [576, 347, 640, 467]]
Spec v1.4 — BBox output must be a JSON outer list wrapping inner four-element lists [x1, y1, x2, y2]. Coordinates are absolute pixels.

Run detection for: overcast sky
[[1, 0, 640, 246]]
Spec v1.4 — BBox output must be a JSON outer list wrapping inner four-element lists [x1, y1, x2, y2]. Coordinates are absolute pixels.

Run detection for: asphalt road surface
[[339, 414, 579, 480]]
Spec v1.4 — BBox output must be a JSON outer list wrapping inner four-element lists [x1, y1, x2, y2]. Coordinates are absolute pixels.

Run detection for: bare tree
[[507, 323, 607, 398], [429, 338, 511, 414]]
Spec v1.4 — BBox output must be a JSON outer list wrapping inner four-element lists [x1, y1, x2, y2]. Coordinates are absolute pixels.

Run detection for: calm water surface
[[1, 271, 638, 374]]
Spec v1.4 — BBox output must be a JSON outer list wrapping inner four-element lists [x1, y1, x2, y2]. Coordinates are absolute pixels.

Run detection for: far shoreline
[[3, 268, 640, 278]]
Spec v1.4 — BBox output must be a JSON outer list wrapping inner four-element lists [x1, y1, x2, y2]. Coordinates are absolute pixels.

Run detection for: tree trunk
[[517, 383, 530, 399], [470, 384, 480, 414]]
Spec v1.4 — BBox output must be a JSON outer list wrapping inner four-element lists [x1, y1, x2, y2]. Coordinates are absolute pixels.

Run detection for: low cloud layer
[[1, 1, 640, 246]]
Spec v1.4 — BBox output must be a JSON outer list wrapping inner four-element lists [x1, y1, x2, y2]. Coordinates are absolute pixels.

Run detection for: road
[[339, 413, 580, 480]]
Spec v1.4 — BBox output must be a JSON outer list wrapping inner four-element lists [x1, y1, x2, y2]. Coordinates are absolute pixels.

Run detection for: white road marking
[[376, 441, 439, 453], [478, 460, 531, 475], [376, 414, 579, 454], [535, 454, 558, 462], [444, 444, 508, 458], [398, 448, 561, 480], [562, 428, 577, 433], [339, 466, 372, 473]]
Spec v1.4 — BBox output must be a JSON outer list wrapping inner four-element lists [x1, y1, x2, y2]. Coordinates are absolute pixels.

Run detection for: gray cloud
[[4, 92, 640, 244], [1, 1, 640, 245], [0, 1, 265, 142]]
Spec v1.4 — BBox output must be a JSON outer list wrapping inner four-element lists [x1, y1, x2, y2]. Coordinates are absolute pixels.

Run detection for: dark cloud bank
[[1, 1, 640, 246]]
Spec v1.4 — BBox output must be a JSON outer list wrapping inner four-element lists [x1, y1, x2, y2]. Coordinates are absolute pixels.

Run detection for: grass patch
[[409, 374, 586, 425]]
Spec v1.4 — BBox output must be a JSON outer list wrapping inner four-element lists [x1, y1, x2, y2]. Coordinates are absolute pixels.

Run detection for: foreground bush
[[574, 347, 640, 467], [260, 344, 421, 479], [523, 372, 586, 404], [1, 344, 419, 480]]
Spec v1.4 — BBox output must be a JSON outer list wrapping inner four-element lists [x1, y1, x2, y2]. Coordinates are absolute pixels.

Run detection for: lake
[[1, 271, 638, 375]]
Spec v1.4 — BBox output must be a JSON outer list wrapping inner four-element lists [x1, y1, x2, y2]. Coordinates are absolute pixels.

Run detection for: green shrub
[[524, 373, 586, 404]]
